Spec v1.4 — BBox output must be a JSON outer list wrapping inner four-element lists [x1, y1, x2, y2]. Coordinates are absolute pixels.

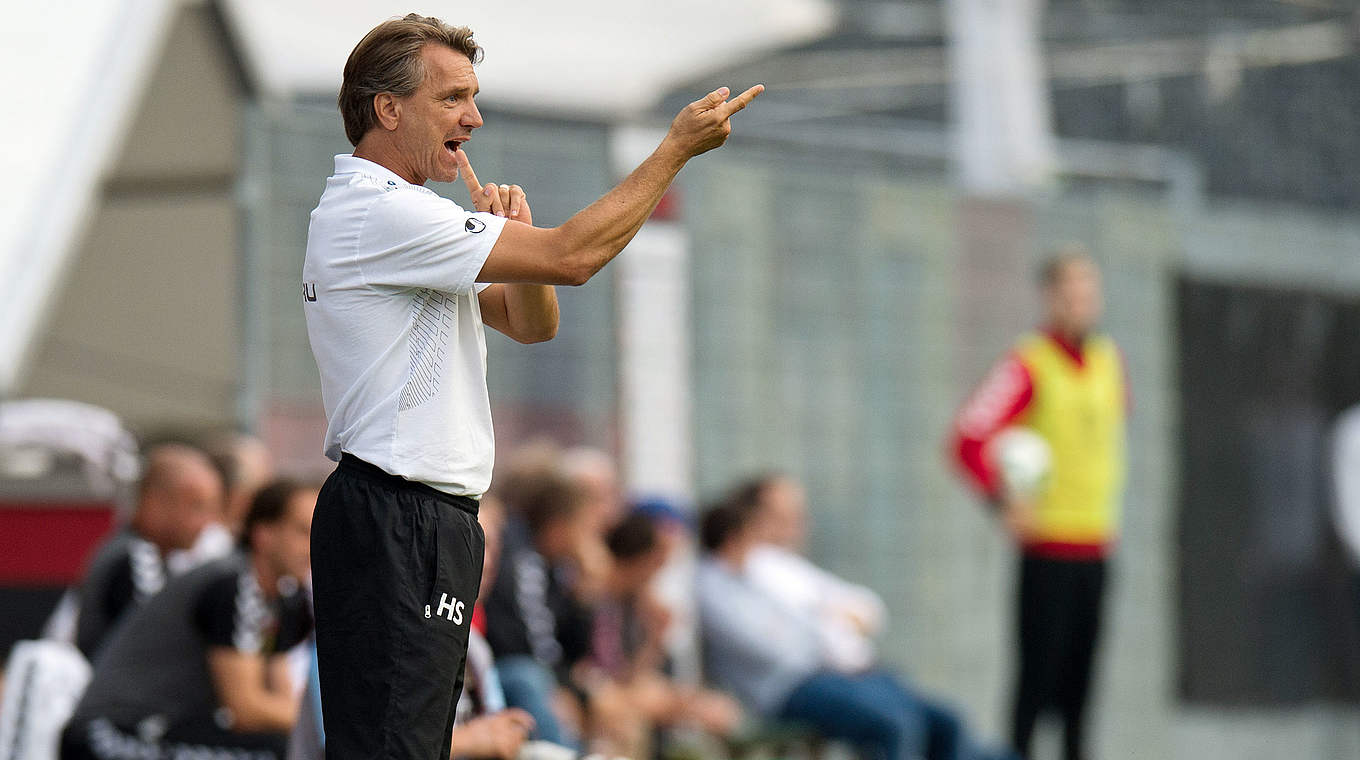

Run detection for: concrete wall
[[18, 2, 242, 436]]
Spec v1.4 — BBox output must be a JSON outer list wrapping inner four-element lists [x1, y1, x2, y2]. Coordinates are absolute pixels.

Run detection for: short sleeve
[[194, 572, 243, 649], [194, 571, 275, 654], [274, 591, 314, 651], [358, 188, 507, 294]]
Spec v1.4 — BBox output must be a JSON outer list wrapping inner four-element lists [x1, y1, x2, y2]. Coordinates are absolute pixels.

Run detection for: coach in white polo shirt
[[303, 13, 762, 760]]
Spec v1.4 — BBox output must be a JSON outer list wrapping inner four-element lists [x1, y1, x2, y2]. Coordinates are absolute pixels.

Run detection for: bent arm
[[207, 647, 300, 733], [950, 353, 1034, 501], [478, 284, 559, 344]]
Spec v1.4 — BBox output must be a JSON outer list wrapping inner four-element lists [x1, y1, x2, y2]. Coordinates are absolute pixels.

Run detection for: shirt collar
[[333, 154, 413, 188], [1043, 326, 1088, 366]]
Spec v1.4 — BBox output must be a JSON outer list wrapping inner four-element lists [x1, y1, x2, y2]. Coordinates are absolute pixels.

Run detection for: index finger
[[719, 84, 765, 117], [455, 147, 482, 198]]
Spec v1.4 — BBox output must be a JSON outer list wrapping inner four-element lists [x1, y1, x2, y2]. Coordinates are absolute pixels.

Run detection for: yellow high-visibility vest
[[1014, 332, 1127, 550]]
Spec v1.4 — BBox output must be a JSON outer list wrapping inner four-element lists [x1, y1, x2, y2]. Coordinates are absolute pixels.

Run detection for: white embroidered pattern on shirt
[[232, 571, 271, 654], [128, 538, 166, 601], [399, 289, 457, 411]]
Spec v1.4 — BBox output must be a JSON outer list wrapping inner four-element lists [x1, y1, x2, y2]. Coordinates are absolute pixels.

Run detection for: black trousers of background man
[[1011, 555, 1108, 760]]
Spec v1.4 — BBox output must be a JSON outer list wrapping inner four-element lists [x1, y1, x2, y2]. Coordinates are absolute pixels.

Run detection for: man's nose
[[463, 102, 483, 129]]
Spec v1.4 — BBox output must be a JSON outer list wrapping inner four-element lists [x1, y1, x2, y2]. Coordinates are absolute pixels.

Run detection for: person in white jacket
[[735, 474, 887, 674]]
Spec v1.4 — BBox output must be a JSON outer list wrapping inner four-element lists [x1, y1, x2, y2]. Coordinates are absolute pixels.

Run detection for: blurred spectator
[[696, 498, 1011, 760], [629, 496, 703, 682], [560, 446, 626, 533], [584, 511, 743, 759], [555, 447, 616, 604], [491, 438, 566, 518], [456, 494, 541, 760], [737, 474, 887, 674], [483, 468, 597, 747], [61, 479, 315, 760], [594, 512, 674, 679], [73, 443, 226, 659], [203, 431, 276, 537]]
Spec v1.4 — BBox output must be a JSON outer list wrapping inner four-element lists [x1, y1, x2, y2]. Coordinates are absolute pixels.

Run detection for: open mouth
[[445, 139, 465, 157]]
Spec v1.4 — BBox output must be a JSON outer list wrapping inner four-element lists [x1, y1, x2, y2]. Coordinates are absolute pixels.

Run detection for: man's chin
[[430, 163, 460, 185]]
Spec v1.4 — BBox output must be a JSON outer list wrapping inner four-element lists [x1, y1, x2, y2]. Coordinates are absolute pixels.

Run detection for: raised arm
[[474, 84, 763, 286]]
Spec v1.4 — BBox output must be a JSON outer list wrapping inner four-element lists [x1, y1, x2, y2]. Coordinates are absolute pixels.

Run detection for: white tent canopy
[[0, 0, 177, 399], [0, 0, 835, 397], [221, 0, 834, 118]]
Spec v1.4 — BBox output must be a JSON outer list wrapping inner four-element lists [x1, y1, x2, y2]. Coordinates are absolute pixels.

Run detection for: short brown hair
[[338, 14, 483, 146], [1038, 242, 1094, 287], [516, 472, 587, 538], [240, 478, 314, 550]]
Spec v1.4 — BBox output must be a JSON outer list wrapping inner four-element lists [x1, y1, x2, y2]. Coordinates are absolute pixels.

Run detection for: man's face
[[392, 43, 482, 185], [760, 478, 809, 551], [614, 544, 669, 596], [577, 465, 623, 534], [263, 489, 317, 583], [1045, 258, 1104, 337], [156, 468, 222, 551]]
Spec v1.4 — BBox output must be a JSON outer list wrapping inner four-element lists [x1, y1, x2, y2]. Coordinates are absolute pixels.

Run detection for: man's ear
[[373, 92, 402, 131]]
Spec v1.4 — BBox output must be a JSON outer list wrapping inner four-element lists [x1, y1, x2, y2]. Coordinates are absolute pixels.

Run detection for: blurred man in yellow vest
[[951, 245, 1127, 760]]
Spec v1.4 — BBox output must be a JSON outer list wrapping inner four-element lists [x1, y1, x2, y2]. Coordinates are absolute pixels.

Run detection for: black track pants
[[1010, 555, 1107, 760], [311, 454, 484, 760]]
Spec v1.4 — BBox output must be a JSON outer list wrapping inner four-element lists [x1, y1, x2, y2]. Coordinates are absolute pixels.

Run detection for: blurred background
[[2, 1, 1360, 759]]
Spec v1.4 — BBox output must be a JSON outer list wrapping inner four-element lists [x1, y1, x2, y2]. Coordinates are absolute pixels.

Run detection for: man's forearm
[[479, 85, 761, 287], [502, 283, 559, 342], [554, 143, 687, 284]]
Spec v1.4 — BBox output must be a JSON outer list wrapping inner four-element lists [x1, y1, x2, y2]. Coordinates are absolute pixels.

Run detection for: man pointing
[[303, 13, 761, 760]]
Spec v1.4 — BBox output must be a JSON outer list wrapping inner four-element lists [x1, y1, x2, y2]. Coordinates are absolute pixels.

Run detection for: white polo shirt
[[303, 154, 507, 496]]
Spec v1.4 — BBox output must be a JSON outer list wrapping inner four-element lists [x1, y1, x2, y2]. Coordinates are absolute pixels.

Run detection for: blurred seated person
[[580, 512, 744, 758], [736, 474, 887, 673], [74, 443, 228, 659], [458, 493, 540, 759], [483, 464, 599, 748], [696, 499, 1014, 760], [166, 432, 274, 576], [61, 480, 316, 760], [560, 446, 627, 536]]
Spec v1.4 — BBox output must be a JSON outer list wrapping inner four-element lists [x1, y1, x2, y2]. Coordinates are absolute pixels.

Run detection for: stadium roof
[[0, 0, 835, 397]]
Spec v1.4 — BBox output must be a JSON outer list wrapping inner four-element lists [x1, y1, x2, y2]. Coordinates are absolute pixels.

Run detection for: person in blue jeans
[[696, 497, 1014, 760]]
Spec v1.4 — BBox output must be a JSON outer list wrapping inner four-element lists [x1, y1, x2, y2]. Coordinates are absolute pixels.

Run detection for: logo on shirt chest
[[302, 282, 318, 302], [425, 592, 466, 625]]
